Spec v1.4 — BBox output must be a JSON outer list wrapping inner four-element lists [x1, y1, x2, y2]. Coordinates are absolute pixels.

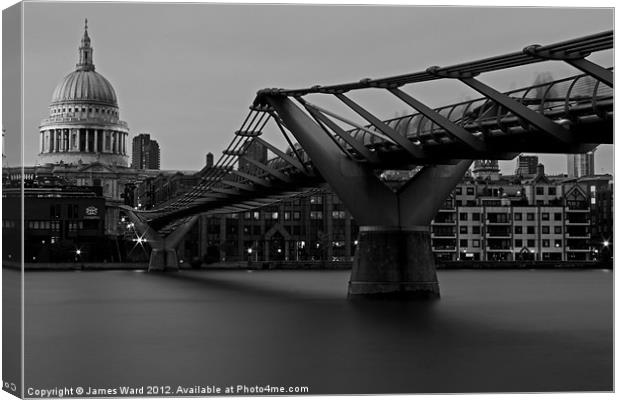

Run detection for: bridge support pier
[[349, 227, 438, 299], [120, 209, 198, 273], [266, 95, 471, 299], [148, 248, 180, 272]]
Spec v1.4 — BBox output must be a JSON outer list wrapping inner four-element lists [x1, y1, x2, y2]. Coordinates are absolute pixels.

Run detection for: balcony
[[432, 246, 456, 252], [565, 219, 590, 225], [486, 219, 511, 225], [431, 233, 456, 239], [431, 220, 456, 225], [565, 207, 589, 213], [565, 232, 590, 239], [486, 232, 512, 239], [486, 248, 512, 252], [566, 246, 591, 252]]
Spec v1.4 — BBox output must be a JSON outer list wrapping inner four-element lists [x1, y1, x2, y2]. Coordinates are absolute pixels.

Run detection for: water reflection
[[20, 269, 612, 394]]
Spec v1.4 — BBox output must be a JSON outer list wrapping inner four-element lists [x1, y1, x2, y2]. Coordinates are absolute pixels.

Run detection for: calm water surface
[[17, 269, 613, 394]]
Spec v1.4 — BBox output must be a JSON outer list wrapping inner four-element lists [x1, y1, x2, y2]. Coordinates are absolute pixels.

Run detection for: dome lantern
[[77, 18, 94, 72]]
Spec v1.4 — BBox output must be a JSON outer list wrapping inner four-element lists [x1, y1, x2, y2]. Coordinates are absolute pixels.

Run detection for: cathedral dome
[[51, 70, 118, 107], [38, 19, 129, 168]]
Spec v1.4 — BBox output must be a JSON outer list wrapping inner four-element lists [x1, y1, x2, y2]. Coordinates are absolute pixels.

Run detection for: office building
[[131, 133, 161, 170]]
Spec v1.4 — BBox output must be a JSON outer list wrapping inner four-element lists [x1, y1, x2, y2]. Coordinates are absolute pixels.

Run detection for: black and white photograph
[[1, 1, 615, 398]]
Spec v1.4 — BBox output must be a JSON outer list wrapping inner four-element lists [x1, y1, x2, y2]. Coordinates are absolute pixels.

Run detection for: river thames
[[14, 268, 613, 394]]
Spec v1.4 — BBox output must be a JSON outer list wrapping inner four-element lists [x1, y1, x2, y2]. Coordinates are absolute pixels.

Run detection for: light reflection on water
[[17, 269, 613, 394]]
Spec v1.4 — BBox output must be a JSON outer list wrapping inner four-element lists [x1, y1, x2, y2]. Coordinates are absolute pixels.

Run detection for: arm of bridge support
[[458, 77, 572, 144], [265, 95, 399, 226], [335, 93, 426, 159], [565, 59, 612, 88], [388, 88, 486, 152], [163, 216, 199, 250], [119, 206, 164, 246], [397, 160, 473, 226]]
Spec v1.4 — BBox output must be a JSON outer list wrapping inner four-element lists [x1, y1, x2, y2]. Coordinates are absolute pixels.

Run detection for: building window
[[459, 213, 468, 221], [527, 226, 535, 234], [542, 226, 550, 234], [460, 239, 468, 248], [472, 240, 480, 248], [331, 211, 346, 219], [472, 226, 481, 234], [293, 212, 301, 220], [526, 213, 535, 221], [455, 187, 462, 195], [514, 226, 523, 234], [466, 187, 474, 195], [548, 187, 556, 196], [542, 239, 550, 248], [253, 211, 260, 220], [527, 239, 535, 247], [554, 212, 562, 221], [472, 213, 480, 221], [514, 213, 522, 221], [536, 187, 544, 195], [50, 204, 61, 219], [554, 240, 562, 248], [284, 212, 291, 221], [310, 211, 323, 220], [541, 213, 549, 221], [310, 195, 323, 204], [554, 226, 562, 234], [515, 239, 523, 247], [459, 226, 468, 234]]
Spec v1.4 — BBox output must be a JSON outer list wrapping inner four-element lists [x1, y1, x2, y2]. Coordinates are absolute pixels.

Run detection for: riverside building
[[134, 150, 612, 265]]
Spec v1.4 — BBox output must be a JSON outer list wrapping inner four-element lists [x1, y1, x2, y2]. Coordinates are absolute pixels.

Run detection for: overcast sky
[[8, 2, 615, 174]]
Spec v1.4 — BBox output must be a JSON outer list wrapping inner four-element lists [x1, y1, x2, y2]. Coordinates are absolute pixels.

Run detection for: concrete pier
[[348, 227, 439, 299], [148, 248, 179, 271]]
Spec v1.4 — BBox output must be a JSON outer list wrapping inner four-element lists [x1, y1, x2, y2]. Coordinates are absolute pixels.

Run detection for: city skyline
[[7, 3, 614, 174]]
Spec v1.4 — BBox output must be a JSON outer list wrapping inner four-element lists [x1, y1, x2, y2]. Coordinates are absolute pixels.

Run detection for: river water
[[14, 269, 613, 394]]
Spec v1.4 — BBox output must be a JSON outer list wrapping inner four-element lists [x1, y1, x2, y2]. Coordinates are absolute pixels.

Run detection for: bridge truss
[[124, 30, 613, 297]]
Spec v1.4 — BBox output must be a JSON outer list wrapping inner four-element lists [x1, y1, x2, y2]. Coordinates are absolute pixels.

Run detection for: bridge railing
[[341, 71, 613, 149]]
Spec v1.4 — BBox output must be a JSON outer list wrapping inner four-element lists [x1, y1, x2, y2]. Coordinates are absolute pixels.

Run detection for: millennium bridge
[[122, 30, 613, 299]]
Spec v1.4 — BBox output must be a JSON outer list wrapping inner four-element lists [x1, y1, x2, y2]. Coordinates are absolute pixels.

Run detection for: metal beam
[[457, 77, 572, 144], [523, 43, 613, 87], [211, 186, 241, 196], [388, 88, 486, 152], [302, 102, 380, 163], [232, 169, 273, 187], [265, 95, 399, 226], [566, 59, 613, 87], [335, 93, 426, 159], [239, 156, 292, 183], [254, 137, 307, 173], [221, 179, 255, 191]]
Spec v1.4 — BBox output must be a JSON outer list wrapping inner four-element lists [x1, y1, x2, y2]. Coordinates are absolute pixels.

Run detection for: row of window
[[51, 106, 118, 116], [455, 186, 558, 196], [27, 221, 61, 230], [242, 210, 348, 221], [50, 204, 82, 219], [458, 239, 564, 248], [449, 225, 581, 235], [457, 212, 564, 221]]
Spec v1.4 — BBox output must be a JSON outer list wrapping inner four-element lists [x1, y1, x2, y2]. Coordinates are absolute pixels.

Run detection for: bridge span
[[122, 30, 613, 299]]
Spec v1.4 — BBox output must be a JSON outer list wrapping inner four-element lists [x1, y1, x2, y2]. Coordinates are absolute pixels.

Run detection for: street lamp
[[603, 240, 610, 247]]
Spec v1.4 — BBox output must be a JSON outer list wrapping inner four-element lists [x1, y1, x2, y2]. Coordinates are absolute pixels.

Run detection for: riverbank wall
[[3, 260, 613, 271]]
